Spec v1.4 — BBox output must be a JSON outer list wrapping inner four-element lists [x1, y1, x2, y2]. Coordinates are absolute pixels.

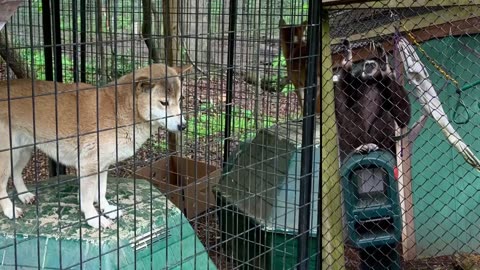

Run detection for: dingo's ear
[[279, 18, 286, 27], [173, 64, 193, 74], [135, 77, 154, 93]]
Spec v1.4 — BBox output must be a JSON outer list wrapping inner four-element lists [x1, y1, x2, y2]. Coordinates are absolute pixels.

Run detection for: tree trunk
[[142, 0, 181, 154], [95, 0, 107, 84], [151, 1, 165, 62], [106, 0, 115, 80], [0, 30, 33, 79], [180, 0, 209, 67], [162, 0, 181, 154], [162, 0, 180, 66], [142, 0, 161, 63]]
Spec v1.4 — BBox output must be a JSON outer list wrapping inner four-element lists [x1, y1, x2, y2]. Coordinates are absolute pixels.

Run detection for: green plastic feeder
[[341, 150, 402, 269], [0, 176, 217, 270], [340, 150, 402, 248]]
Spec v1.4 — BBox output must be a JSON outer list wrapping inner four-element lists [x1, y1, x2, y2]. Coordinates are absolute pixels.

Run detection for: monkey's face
[[361, 58, 389, 79], [361, 43, 392, 80]]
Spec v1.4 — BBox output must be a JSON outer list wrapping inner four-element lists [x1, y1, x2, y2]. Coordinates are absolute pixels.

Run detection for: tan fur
[[279, 19, 320, 115], [0, 63, 192, 228]]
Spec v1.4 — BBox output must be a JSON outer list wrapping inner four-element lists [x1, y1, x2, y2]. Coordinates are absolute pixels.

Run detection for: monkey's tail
[[391, 113, 428, 142]]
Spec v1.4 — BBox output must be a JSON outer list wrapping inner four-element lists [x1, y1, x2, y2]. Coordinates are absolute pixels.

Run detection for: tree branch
[[0, 30, 33, 79]]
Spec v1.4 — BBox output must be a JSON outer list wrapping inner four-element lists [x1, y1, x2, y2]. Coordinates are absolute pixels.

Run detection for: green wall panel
[[410, 35, 480, 257]]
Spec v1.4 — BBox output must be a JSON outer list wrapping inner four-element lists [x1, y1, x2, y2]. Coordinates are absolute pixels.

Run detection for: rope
[[402, 27, 460, 88], [401, 26, 471, 125]]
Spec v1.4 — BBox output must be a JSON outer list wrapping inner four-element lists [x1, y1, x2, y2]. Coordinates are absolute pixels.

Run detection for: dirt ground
[[344, 244, 480, 270]]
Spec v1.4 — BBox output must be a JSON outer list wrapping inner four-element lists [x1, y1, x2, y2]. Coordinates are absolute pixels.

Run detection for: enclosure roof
[[328, 6, 447, 53]]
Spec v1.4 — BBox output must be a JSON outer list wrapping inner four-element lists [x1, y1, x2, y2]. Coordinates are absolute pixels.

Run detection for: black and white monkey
[[334, 39, 412, 161]]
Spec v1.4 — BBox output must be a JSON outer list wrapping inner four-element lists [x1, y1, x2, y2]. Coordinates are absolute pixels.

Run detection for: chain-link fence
[[323, 1, 480, 270], [0, 0, 320, 269], [2, 0, 478, 269]]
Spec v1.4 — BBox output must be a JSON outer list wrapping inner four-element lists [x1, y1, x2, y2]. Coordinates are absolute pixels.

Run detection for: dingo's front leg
[[80, 171, 113, 228], [94, 171, 123, 220], [0, 152, 23, 219], [12, 148, 36, 205]]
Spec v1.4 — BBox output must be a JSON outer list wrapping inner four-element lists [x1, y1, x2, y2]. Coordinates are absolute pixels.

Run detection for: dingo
[[279, 19, 320, 114], [0, 63, 192, 228]]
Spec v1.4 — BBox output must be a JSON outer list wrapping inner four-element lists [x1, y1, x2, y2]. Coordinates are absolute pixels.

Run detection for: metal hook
[[453, 88, 471, 125], [390, 11, 401, 32]]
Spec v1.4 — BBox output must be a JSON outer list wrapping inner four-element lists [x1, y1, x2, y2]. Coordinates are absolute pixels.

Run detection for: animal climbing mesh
[[324, 3, 480, 270]]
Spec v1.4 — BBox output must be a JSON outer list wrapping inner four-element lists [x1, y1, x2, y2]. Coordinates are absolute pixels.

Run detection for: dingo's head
[[279, 19, 307, 49], [278, 19, 310, 91], [127, 64, 192, 133]]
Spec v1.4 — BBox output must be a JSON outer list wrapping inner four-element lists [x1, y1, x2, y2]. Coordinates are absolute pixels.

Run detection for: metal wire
[[10, 1, 480, 270], [324, 3, 480, 270]]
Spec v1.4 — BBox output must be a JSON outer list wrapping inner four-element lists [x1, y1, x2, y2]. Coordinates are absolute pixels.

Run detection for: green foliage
[[109, 55, 145, 79], [139, 138, 168, 155], [282, 1, 309, 24], [208, 0, 224, 32], [302, 2, 309, 16], [61, 58, 75, 83], [54, 0, 140, 83], [281, 83, 296, 95], [20, 48, 144, 85], [20, 49, 46, 80], [20, 49, 81, 83], [211, 0, 223, 15], [272, 54, 287, 69], [270, 54, 296, 95], [151, 140, 168, 152], [180, 47, 189, 64], [186, 102, 277, 141]]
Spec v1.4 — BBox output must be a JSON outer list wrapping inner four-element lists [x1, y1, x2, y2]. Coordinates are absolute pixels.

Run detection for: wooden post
[[321, 10, 346, 270], [393, 44, 416, 261], [396, 125, 417, 261], [162, 0, 181, 154]]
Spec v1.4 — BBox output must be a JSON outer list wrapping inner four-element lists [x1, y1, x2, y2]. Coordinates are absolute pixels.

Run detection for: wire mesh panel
[[322, 1, 480, 270], [0, 0, 319, 269]]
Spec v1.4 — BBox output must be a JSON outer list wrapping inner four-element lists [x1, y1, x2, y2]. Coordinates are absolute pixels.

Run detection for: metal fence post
[[42, 0, 66, 176], [223, 0, 237, 167], [297, 0, 320, 269]]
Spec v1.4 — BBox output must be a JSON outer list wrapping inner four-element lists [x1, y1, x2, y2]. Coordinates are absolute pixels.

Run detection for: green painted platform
[[0, 176, 217, 270]]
